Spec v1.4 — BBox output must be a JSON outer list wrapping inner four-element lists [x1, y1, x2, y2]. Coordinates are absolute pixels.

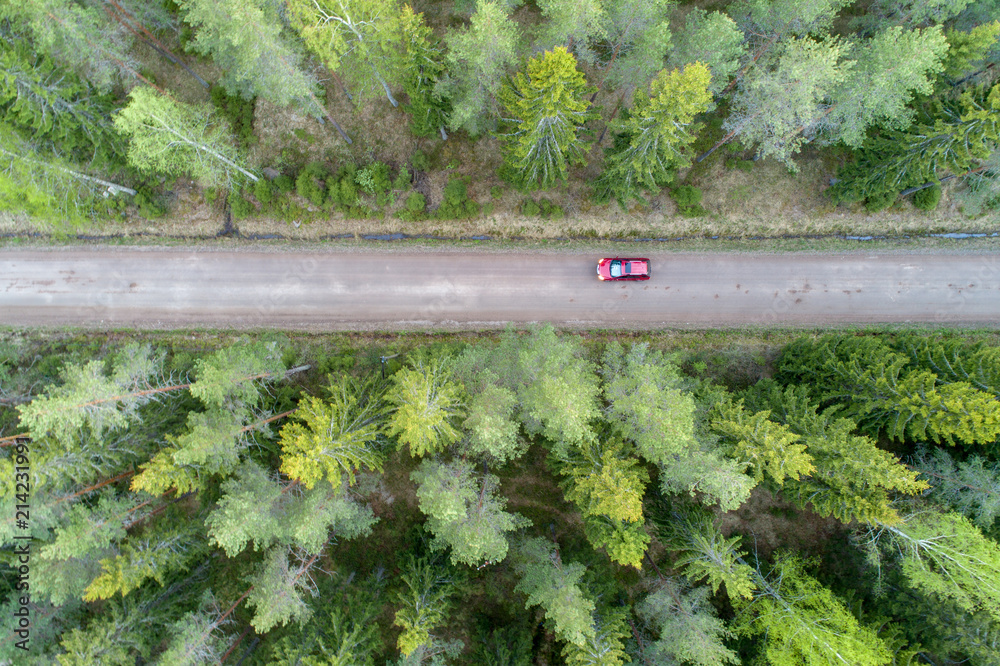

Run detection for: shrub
[[521, 199, 541, 216], [327, 165, 358, 208], [209, 86, 255, 150], [913, 184, 942, 211], [406, 191, 426, 213], [296, 162, 328, 206], [671, 185, 706, 218], [134, 188, 167, 218], [273, 174, 294, 193], [436, 176, 480, 219], [491, 185, 504, 200], [411, 149, 430, 171], [228, 189, 255, 219], [865, 191, 896, 212], [393, 167, 412, 191], [356, 162, 391, 195], [254, 178, 275, 205]]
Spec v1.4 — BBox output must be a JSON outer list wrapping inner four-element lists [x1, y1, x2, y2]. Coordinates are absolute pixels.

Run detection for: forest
[[1, 0, 1000, 235], [2, 327, 1000, 664]]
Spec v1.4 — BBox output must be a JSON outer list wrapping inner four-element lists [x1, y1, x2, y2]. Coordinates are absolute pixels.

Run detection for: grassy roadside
[[3, 227, 1000, 256]]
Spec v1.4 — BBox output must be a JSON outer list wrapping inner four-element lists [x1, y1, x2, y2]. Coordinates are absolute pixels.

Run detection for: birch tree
[[534, 0, 606, 65], [288, 0, 406, 106], [113, 87, 259, 187], [667, 10, 747, 95]]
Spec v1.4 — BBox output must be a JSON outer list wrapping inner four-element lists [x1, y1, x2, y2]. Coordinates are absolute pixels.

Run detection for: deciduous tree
[[114, 87, 259, 187], [513, 537, 596, 647], [535, 0, 606, 65], [734, 553, 893, 666]]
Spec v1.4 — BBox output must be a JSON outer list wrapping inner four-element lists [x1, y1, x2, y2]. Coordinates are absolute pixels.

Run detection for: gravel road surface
[[2, 248, 999, 329]]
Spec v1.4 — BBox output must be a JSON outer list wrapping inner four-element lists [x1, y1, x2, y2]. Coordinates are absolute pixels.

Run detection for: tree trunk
[[719, 34, 778, 98]]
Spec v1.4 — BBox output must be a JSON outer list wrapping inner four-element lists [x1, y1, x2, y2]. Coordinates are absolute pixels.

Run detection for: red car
[[597, 257, 651, 281]]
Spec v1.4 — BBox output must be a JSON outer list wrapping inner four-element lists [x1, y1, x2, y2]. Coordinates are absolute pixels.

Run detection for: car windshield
[[610, 260, 622, 278]]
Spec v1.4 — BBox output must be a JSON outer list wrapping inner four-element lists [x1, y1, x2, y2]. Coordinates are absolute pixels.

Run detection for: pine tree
[[561, 607, 629, 666], [386, 357, 464, 458], [279, 376, 388, 488], [83, 522, 201, 602], [0, 33, 122, 163], [461, 382, 522, 464], [827, 84, 1000, 205], [17, 343, 167, 445], [113, 87, 259, 187], [397, 5, 451, 140], [594, 63, 712, 209], [393, 554, 458, 657], [600, 342, 697, 466], [652, 505, 757, 601], [178, 0, 322, 109], [497, 47, 597, 191], [720, 36, 848, 167], [513, 537, 596, 647], [246, 546, 323, 632], [552, 437, 651, 567], [636, 577, 740, 666], [596, 0, 674, 94], [913, 447, 1000, 528], [439, 0, 520, 136], [734, 553, 893, 666], [667, 10, 747, 95], [411, 458, 529, 566], [710, 400, 815, 487], [1, 0, 138, 92], [534, 0, 606, 65]]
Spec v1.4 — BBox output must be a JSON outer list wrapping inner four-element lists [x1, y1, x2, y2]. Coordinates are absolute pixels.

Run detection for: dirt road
[[2, 248, 999, 329]]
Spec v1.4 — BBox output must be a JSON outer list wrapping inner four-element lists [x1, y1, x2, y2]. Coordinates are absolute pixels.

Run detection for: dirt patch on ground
[[718, 487, 847, 561]]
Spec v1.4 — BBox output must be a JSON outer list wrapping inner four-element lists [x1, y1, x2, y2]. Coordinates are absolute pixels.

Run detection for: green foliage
[[668, 10, 747, 95], [287, 0, 408, 107], [776, 334, 1000, 447], [83, 523, 200, 602], [535, 0, 606, 64], [208, 85, 255, 150], [181, 0, 322, 119], [296, 161, 328, 206], [913, 447, 1000, 529], [228, 188, 254, 219], [636, 577, 740, 666], [598, 0, 675, 92], [274, 173, 295, 193], [114, 87, 258, 188], [254, 177, 275, 205], [246, 546, 316, 632], [355, 161, 391, 195], [461, 382, 522, 464], [513, 537, 596, 647], [595, 64, 713, 209], [411, 148, 430, 171], [386, 357, 464, 457], [398, 5, 451, 139], [670, 185, 703, 215], [943, 21, 1000, 79], [561, 607, 630, 666], [498, 47, 597, 191], [279, 376, 387, 488], [912, 183, 942, 210], [734, 553, 893, 666], [393, 554, 458, 657], [435, 175, 480, 219], [711, 400, 815, 486], [653, 505, 756, 600], [892, 334, 1000, 397], [828, 84, 1000, 205], [17, 343, 166, 444], [863, 509, 1000, 624], [411, 458, 530, 566], [441, 0, 521, 135]]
